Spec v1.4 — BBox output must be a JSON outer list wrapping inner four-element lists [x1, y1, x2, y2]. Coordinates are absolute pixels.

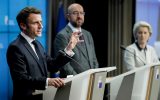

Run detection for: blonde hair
[[133, 21, 152, 40]]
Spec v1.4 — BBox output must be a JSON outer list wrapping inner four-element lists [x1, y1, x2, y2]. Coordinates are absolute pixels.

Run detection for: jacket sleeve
[[53, 33, 77, 76], [7, 45, 46, 90], [123, 47, 136, 72]]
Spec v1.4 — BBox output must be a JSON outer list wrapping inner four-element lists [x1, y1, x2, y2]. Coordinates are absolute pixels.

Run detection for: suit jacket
[[7, 34, 71, 100], [123, 43, 159, 72], [54, 25, 99, 77]]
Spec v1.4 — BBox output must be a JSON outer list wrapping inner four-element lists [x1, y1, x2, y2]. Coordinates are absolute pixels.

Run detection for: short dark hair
[[16, 7, 41, 30]]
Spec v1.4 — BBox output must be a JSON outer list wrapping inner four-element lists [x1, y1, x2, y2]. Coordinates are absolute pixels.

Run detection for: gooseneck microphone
[[120, 45, 146, 65], [58, 50, 84, 73]]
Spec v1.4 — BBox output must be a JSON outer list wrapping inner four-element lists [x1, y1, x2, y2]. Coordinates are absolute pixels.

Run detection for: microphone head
[[120, 45, 126, 50], [120, 45, 146, 66]]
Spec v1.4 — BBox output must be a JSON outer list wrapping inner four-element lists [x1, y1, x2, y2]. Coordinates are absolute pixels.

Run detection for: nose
[[39, 22, 43, 28], [141, 32, 145, 36]]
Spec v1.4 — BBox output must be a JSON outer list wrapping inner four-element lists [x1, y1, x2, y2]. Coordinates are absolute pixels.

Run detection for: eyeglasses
[[69, 11, 85, 16]]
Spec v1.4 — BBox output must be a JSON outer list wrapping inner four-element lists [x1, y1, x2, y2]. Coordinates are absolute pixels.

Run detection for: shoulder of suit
[[146, 45, 155, 51], [9, 36, 24, 47], [126, 43, 137, 52], [82, 28, 90, 33], [56, 26, 70, 35]]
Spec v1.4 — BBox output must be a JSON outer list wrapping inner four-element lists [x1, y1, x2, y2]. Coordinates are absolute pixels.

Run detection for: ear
[[66, 14, 70, 21], [20, 23, 26, 30], [134, 33, 138, 40]]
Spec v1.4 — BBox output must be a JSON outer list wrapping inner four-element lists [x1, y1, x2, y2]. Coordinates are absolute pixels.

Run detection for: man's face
[[67, 5, 85, 28], [21, 13, 43, 39]]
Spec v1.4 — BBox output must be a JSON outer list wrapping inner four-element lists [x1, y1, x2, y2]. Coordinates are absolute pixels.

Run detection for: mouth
[[37, 30, 42, 33], [77, 20, 83, 24]]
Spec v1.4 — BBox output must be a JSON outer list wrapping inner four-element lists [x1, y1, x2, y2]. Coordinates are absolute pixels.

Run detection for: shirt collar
[[20, 32, 35, 44], [68, 22, 82, 32], [135, 42, 147, 51]]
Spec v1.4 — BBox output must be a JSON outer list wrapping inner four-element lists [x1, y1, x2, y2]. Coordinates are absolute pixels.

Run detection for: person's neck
[[68, 23, 81, 31], [138, 43, 146, 49], [72, 26, 80, 29], [23, 31, 35, 39]]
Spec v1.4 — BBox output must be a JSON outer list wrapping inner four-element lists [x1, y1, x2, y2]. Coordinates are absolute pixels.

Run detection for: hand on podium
[[48, 78, 65, 88]]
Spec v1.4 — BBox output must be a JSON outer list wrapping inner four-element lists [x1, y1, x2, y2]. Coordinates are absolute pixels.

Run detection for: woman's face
[[136, 26, 150, 45]]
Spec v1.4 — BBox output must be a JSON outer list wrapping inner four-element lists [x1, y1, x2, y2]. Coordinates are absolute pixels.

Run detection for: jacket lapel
[[136, 53, 146, 65], [35, 41, 48, 75], [66, 26, 90, 60], [20, 35, 46, 75], [134, 43, 147, 65], [81, 30, 91, 61], [25, 43, 39, 62], [76, 43, 89, 60]]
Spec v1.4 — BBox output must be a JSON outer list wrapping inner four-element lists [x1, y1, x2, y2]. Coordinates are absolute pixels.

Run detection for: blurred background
[[0, 0, 160, 99]]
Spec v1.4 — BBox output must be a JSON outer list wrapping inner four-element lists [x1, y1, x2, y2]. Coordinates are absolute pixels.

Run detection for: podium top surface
[[64, 67, 116, 83], [106, 62, 160, 83]]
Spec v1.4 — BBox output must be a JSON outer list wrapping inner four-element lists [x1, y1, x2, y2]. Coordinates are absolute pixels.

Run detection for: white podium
[[38, 67, 116, 100], [105, 63, 160, 100]]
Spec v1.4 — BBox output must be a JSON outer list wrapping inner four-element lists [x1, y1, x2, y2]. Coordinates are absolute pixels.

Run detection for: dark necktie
[[32, 40, 42, 60], [78, 34, 88, 56], [32, 40, 47, 75], [79, 34, 85, 46]]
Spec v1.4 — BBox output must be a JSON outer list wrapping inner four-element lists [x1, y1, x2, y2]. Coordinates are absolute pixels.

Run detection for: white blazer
[[123, 43, 159, 72]]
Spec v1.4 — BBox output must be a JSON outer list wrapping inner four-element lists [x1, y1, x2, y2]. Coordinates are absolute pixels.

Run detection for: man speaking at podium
[[123, 21, 159, 72], [6, 7, 81, 100]]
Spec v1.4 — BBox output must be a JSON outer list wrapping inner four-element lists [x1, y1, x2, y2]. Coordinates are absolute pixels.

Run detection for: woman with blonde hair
[[123, 21, 159, 72]]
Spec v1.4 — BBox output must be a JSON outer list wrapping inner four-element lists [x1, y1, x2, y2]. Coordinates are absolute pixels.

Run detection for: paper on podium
[[64, 67, 116, 83]]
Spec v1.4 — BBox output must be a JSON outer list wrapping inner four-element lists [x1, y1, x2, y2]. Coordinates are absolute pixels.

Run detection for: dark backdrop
[[75, 0, 108, 68], [50, 0, 135, 75]]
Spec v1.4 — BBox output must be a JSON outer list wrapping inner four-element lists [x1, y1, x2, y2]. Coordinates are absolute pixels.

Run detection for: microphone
[[120, 45, 146, 65], [58, 50, 84, 73]]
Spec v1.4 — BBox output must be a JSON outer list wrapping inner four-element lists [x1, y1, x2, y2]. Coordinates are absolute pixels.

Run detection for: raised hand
[[66, 32, 82, 51]]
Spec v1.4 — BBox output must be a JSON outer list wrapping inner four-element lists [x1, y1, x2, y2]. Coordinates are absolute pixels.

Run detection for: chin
[[37, 33, 42, 37]]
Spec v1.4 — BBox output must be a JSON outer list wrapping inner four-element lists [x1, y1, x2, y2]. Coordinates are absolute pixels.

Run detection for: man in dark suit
[[54, 3, 99, 78], [6, 7, 80, 100]]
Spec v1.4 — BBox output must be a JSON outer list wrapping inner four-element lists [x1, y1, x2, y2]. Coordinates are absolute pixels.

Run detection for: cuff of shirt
[[64, 48, 75, 57], [46, 78, 49, 89]]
